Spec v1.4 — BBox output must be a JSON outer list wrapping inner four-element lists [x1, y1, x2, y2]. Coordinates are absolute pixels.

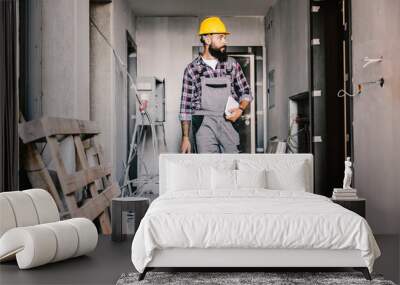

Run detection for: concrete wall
[[265, 0, 309, 141], [352, 0, 400, 234], [136, 16, 265, 155], [24, 0, 137, 182], [90, 0, 136, 181], [30, 0, 90, 120], [136, 16, 198, 156], [24, 0, 137, 183], [112, 0, 136, 182], [90, 3, 114, 175], [25, 0, 43, 120]]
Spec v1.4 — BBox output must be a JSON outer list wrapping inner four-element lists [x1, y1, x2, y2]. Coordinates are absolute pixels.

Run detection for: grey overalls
[[192, 58, 240, 153]]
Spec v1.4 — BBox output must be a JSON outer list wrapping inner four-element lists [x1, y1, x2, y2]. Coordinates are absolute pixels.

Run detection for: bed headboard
[[159, 154, 314, 195]]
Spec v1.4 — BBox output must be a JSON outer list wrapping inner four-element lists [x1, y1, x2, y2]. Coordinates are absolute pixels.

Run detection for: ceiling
[[128, 0, 275, 16]]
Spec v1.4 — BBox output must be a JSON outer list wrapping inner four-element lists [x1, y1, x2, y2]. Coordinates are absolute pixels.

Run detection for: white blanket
[[131, 190, 380, 273]]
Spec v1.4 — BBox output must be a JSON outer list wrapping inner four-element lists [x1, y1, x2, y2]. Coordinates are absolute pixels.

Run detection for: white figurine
[[342, 157, 353, 189]]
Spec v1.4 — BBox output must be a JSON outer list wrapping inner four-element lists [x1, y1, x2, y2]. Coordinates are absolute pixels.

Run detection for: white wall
[[265, 0, 309, 141], [352, 0, 400, 234], [136, 16, 265, 155]]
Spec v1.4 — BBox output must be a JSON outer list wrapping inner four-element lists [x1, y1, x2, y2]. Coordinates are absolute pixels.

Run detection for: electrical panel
[[136, 76, 165, 125]]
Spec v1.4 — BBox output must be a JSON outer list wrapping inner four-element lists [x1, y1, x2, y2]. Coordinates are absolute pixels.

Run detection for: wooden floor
[[0, 235, 398, 285]]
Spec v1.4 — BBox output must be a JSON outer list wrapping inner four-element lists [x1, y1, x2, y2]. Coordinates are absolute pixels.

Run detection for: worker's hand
[[225, 108, 243, 123], [180, 136, 191, 153]]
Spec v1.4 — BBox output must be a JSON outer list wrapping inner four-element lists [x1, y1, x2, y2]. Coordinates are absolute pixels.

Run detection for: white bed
[[131, 154, 380, 280]]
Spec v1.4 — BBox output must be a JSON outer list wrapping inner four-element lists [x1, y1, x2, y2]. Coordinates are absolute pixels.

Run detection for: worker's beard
[[209, 45, 228, 62]]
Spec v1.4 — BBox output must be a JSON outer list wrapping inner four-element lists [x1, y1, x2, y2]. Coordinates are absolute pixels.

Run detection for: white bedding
[[131, 190, 380, 273]]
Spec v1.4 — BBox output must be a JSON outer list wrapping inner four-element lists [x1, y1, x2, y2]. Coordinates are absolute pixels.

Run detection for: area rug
[[116, 271, 396, 285]]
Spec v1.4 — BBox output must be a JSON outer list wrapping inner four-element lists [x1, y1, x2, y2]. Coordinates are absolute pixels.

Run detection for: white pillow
[[211, 168, 236, 190], [236, 169, 268, 189], [166, 159, 236, 192], [211, 168, 268, 190], [265, 163, 307, 191], [167, 162, 211, 191], [237, 159, 308, 191]]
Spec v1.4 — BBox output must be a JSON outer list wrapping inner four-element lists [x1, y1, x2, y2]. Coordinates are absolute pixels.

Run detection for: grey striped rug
[[116, 271, 396, 285]]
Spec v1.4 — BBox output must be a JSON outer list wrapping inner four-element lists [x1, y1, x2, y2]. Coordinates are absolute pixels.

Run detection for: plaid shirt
[[179, 56, 253, 121]]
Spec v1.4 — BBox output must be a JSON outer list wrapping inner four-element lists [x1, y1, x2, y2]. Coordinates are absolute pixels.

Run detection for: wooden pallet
[[19, 117, 120, 234]]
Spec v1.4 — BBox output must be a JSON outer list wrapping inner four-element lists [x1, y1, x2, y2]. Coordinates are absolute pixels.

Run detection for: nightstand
[[331, 198, 366, 218], [111, 197, 150, 242]]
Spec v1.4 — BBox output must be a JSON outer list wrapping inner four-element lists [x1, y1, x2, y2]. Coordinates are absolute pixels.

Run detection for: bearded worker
[[179, 16, 253, 153]]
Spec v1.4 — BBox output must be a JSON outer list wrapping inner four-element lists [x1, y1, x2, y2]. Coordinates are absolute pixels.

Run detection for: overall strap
[[225, 57, 236, 93], [225, 56, 235, 76], [196, 56, 236, 78], [196, 57, 208, 78]]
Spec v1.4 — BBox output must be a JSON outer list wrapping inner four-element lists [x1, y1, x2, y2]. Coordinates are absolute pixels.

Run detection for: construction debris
[[19, 116, 120, 234]]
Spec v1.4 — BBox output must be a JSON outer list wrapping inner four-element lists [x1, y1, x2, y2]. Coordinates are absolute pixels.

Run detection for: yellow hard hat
[[198, 16, 230, 35]]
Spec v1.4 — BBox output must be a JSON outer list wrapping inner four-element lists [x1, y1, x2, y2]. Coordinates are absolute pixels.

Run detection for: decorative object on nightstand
[[111, 197, 150, 242], [332, 157, 358, 200], [342, 157, 353, 189], [331, 198, 366, 218]]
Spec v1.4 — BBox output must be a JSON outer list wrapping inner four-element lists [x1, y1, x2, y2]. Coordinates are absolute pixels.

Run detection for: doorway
[[229, 54, 255, 153], [127, 33, 138, 181]]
